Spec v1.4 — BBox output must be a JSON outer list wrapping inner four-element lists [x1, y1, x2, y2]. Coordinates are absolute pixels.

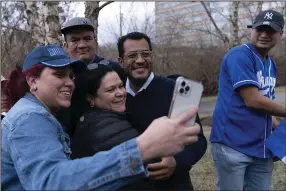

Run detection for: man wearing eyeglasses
[[117, 32, 207, 191]]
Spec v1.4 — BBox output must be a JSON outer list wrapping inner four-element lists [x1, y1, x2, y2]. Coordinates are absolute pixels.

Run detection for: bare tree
[[1, 2, 27, 33], [164, 2, 265, 49], [85, 1, 114, 54], [59, 2, 79, 25], [201, 2, 230, 47], [43, 1, 61, 45], [230, 1, 239, 47], [1, 2, 33, 75], [98, 2, 155, 59], [24, 2, 45, 46], [1, 1, 77, 75], [102, 2, 155, 43], [119, 2, 123, 37]]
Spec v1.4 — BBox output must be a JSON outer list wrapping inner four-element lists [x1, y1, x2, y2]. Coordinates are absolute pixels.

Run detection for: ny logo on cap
[[264, 12, 273, 20], [83, 20, 88, 24], [47, 48, 66, 57]]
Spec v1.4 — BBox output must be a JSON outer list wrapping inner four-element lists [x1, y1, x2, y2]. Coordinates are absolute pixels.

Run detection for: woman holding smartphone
[[1, 45, 200, 190]]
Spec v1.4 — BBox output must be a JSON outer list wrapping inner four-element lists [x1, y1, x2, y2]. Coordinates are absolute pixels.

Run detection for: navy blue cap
[[22, 45, 87, 73], [247, 10, 285, 32]]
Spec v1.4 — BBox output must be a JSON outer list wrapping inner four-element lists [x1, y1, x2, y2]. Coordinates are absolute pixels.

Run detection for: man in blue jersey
[[210, 9, 285, 190]]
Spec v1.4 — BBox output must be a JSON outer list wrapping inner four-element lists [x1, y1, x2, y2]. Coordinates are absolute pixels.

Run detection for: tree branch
[[194, 28, 224, 40], [99, 1, 114, 12], [201, 1, 229, 43], [1, 25, 30, 34]]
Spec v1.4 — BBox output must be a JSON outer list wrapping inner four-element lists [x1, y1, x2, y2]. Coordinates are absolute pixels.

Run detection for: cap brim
[[61, 25, 94, 34], [252, 22, 282, 32], [41, 59, 87, 74]]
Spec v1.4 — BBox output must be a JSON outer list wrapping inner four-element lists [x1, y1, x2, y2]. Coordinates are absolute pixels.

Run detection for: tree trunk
[[43, 1, 61, 45], [85, 1, 114, 54], [232, 1, 239, 47], [24, 2, 45, 47], [85, 1, 100, 54], [257, 1, 263, 13], [119, 3, 123, 37]]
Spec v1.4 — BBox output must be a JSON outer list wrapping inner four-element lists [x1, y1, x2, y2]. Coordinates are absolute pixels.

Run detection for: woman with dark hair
[[71, 65, 139, 158], [71, 65, 155, 190], [1, 45, 201, 190]]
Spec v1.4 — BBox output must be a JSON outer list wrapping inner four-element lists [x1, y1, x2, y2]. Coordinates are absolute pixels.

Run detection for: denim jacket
[[1, 93, 147, 190]]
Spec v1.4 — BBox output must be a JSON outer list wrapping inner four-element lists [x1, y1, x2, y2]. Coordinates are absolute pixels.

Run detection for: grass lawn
[[189, 126, 286, 190]]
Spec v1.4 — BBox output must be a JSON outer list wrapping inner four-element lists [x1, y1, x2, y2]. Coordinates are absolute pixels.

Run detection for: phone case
[[168, 77, 204, 126]]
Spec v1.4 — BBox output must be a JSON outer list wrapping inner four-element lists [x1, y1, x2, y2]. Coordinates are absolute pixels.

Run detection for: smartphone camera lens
[[179, 88, 184, 94], [181, 81, 186, 87], [185, 86, 190, 91]]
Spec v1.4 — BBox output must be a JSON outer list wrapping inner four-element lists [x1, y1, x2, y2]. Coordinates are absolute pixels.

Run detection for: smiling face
[[251, 25, 282, 51], [27, 66, 75, 114], [89, 71, 126, 113], [119, 39, 153, 86], [64, 29, 96, 64]]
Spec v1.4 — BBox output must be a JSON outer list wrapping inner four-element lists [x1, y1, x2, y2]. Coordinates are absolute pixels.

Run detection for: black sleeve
[[174, 113, 207, 171]]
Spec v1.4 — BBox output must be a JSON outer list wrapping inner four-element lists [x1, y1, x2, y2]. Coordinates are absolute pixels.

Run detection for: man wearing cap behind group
[[60, 17, 125, 82], [210, 9, 285, 190], [58, 17, 125, 134]]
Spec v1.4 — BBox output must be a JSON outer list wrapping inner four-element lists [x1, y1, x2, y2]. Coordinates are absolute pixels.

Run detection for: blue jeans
[[211, 143, 273, 191]]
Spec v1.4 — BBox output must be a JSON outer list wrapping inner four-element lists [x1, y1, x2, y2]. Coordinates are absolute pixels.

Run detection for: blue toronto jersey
[[210, 42, 276, 158]]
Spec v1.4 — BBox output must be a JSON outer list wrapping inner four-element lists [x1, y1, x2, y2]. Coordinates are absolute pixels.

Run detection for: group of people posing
[[1, 16, 205, 191], [1, 9, 286, 191]]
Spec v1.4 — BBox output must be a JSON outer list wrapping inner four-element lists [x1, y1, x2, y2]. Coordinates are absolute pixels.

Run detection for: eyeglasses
[[124, 51, 153, 61], [87, 60, 110, 70]]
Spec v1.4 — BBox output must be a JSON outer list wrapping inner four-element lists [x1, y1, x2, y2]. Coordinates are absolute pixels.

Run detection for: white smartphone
[[168, 77, 204, 126]]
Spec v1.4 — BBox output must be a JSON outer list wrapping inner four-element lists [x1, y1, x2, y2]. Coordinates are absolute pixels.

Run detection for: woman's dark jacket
[[71, 109, 139, 159], [71, 109, 154, 190]]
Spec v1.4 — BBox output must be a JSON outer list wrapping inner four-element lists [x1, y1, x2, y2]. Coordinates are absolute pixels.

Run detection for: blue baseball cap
[[22, 45, 87, 73]]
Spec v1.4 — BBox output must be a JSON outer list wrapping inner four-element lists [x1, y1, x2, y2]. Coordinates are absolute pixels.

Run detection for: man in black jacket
[[117, 32, 207, 190]]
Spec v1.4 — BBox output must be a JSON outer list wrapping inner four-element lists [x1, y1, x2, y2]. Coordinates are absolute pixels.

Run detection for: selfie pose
[[1, 45, 200, 190]]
